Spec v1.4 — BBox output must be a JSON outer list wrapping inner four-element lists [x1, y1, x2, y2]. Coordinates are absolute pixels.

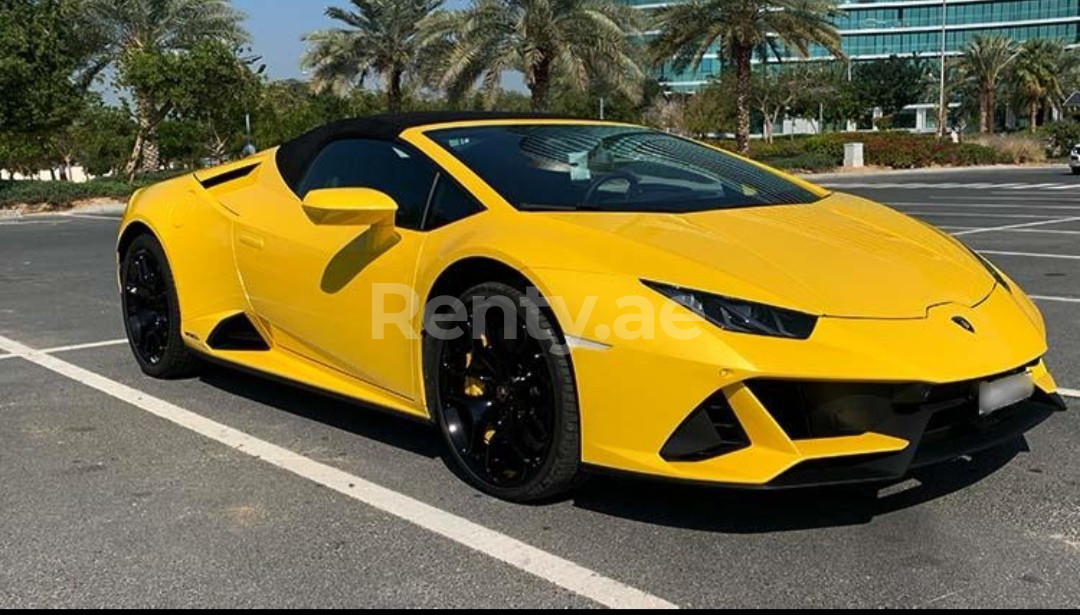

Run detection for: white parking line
[[978, 250, 1080, 261], [0, 333, 677, 610], [1030, 295, 1080, 304], [42, 339, 128, 354], [952, 216, 1080, 237], [0, 353, 12, 361], [893, 202, 1080, 211], [1060, 388, 1080, 399], [915, 213, 1065, 219]]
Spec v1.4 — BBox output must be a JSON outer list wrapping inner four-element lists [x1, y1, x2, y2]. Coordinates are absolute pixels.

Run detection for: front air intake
[[660, 392, 750, 462]]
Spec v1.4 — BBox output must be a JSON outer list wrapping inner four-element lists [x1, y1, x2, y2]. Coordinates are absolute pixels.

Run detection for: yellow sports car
[[118, 113, 1068, 502]]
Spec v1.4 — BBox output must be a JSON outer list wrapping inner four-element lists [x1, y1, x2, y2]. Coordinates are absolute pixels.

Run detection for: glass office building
[[626, 0, 1080, 91]]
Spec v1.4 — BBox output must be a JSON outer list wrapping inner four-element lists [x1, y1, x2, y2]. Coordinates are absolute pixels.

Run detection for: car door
[[230, 138, 438, 401]]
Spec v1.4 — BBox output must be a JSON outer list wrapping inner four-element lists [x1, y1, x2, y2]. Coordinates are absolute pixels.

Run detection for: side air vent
[[207, 313, 270, 351], [197, 163, 259, 189], [660, 392, 750, 462]]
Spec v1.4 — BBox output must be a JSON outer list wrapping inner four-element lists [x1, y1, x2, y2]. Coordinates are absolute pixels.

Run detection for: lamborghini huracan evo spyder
[[117, 112, 1068, 502]]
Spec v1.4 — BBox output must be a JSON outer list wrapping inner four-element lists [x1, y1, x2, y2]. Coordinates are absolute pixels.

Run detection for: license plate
[[978, 372, 1035, 416]]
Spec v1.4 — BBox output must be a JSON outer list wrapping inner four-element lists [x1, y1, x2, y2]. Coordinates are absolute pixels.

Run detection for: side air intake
[[660, 392, 750, 462], [207, 313, 270, 351]]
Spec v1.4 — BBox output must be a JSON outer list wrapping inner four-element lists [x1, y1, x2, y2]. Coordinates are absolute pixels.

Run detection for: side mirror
[[302, 188, 398, 226]]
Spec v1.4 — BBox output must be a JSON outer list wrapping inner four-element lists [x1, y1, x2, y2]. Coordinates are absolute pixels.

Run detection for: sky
[[232, 0, 488, 82]]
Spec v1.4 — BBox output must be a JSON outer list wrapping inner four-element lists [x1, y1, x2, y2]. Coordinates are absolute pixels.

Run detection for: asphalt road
[[1, 166, 1078, 608]]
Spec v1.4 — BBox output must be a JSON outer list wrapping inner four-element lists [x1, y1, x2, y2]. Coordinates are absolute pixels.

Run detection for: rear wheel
[[120, 234, 200, 379], [424, 283, 581, 502], [1072, 167, 1080, 175]]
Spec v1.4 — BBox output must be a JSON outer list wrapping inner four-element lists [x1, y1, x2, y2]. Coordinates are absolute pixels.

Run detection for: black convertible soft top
[[275, 111, 575, 193]]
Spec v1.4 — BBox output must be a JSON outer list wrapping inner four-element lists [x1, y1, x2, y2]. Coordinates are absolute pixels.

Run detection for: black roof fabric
[[275, 111, 574, 192]]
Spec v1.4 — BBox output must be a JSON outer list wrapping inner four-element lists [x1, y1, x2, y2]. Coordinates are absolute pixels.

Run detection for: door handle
[[238, 232, 265, 250]]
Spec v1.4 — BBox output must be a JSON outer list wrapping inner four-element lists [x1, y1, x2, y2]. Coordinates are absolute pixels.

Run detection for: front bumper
[[562, 280, 1063, 487], [763, 384, 1066, 488]]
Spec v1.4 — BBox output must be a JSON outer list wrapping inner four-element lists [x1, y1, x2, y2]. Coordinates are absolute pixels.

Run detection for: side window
[[296, 139, 437, 230], [424, 174, 485, 230]]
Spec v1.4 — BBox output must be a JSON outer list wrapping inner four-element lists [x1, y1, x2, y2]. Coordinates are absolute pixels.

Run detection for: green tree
[[251, 80, 386, 150], [850, 55, 927, 121], [0, 0, 101, 177], [52, 97, 136, 178], [1011, 39, 1065, 133], [649, 0, 842, 154], [957, 35, 1019, 134], [437, 0, 645, 112], [85, 0, 248, 175], [302, 0, 444, 113], [118, 41, 261, 174]]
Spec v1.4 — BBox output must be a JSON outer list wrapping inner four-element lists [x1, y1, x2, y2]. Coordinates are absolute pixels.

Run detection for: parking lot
[[1, 166, 1077, 608]]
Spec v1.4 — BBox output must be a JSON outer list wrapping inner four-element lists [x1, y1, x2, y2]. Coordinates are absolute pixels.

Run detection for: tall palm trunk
[[734, 44, 752, 155], [529, 56, 553, 113], [126, 92, 160, 180], [387, 67, 404, 113], [1029, 101, 1039, 133], [978, 88, 990, 134]]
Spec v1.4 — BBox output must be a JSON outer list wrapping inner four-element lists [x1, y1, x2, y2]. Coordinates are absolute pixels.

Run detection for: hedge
[[708, 132, 1009, 171], [0, 174, 179, 209]]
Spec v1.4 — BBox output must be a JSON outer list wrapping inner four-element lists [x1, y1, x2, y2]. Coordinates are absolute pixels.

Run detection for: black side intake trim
[[198, 163, 259, 189], [660, 392, 750, 462], [207, 313, 270, 351]]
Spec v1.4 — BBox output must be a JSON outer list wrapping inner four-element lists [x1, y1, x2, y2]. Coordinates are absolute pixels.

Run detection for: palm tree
[[1011, 39, 1065, 133], [85, 0, 248, 177], [957, 35, 1019, 134], [302, 0, 444, 114], [436, 0, 645, 112], [649, 0, 842, 155]]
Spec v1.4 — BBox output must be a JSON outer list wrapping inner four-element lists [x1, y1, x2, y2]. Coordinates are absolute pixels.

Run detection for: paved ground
[[1, 167, 1078, 608]]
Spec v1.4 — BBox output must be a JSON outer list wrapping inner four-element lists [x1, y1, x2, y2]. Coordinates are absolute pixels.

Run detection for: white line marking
[[1030, 295, 1080, 304], [978, 250, 1080, 261], [892, 202, 1080, 211], [952, 216, 1080, 237], [1060, 388, 1080, 399], [913, 212, 1063, 219], [0, 353, 13, 361], [0, 334, 677, 610], [41, 339, 128, 354]]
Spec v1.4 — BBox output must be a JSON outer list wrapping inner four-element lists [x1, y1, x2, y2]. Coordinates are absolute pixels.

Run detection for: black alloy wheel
[[120, 234, 200, 379], [425, 282, 581, 502]]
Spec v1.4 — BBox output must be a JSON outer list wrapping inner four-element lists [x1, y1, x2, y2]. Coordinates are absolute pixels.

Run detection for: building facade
[[628, 0, 1080, 92]]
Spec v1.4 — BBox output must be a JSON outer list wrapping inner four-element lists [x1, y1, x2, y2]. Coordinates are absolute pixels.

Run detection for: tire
[[120, 233, 200, 379], [424, 282, 581, 502], [1072, 167, 1080, 175]]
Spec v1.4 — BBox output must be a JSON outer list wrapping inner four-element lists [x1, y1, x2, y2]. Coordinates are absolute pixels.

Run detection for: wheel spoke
[[436, 293, 559, 490]]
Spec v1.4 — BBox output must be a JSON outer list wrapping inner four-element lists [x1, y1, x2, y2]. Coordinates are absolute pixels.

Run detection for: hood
[[542, 193, 994, 319]]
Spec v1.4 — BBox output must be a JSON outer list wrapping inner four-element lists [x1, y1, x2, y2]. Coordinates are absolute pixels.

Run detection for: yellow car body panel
[[118, 116, 1063, 488]]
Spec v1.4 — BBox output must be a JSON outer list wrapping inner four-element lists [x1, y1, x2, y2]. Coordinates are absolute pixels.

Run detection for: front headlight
[[644, 281, 818, 340]]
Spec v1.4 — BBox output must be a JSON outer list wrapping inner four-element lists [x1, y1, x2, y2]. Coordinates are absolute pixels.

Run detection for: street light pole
[[937, 0, 948, 138]]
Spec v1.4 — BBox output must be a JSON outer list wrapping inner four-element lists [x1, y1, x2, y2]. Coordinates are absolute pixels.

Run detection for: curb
[[71, 201, 126, 217]]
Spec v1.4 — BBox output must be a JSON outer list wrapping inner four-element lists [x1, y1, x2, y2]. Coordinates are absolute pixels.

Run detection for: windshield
[[426, 124, 823, 213]]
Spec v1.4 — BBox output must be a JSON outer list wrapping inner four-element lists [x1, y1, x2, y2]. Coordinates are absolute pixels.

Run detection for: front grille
[[747, 361, 1038, 441]]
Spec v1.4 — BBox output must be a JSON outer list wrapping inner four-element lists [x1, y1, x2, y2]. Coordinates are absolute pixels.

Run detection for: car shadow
[[193, 362, 1028, 533], [570, 438, 1027, 534], [196, 362, 444, 459]]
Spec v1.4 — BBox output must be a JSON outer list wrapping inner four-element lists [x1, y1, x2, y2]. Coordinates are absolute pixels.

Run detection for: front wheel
[[424, 282, 582, 502], [120, 234, 200, 379]]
